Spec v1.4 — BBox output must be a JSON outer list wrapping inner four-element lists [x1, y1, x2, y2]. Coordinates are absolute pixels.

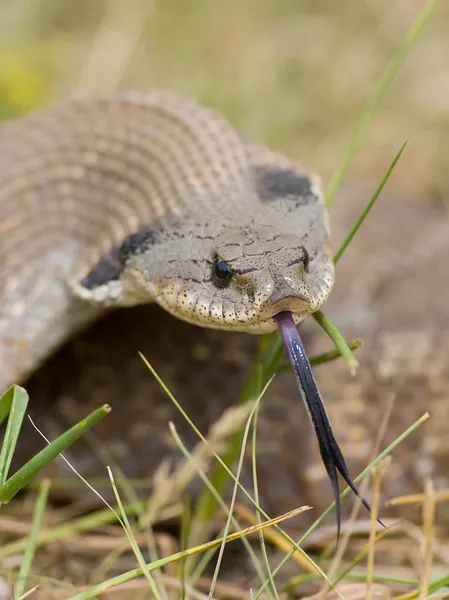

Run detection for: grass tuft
[[0, 404, 110, 504]]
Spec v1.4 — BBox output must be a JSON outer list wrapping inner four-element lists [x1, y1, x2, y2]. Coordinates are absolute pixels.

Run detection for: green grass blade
[[333, 138, 409, 264], [13, 478, 51, 599], [0, 385, 20, 426], [251, 404, 279, 600], [0, 404, 111, 503], [208, 397, 261, 600], [0, 385, 29, 485], [309, 339, 363, 367], [312, 310, 359, 372], [324, 0, 436, 207], [107, 467, 163, 600], [397, 572, 449, 600]]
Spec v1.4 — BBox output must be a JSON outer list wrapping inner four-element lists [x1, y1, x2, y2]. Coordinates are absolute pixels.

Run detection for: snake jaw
[[153, 278, 310, 333]]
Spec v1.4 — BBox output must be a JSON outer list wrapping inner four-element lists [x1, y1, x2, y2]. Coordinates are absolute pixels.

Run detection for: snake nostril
[[245, 289, 256, 304]]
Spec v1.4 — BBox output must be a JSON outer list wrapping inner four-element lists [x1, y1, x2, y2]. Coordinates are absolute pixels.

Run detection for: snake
[[0, 90, 372, 531]]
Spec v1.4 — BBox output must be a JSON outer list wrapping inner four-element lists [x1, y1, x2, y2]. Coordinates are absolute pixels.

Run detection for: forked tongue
[[275, 310, 380, 541]]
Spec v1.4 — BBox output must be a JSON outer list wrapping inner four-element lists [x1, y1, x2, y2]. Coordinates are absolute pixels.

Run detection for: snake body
[[0, 91, 334, 391]]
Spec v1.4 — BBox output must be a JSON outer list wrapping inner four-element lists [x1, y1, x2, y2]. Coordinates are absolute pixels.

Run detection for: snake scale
[[3, 90, 449, 530]]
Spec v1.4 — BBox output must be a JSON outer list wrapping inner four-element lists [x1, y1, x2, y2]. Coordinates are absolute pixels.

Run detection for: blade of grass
[[17, 585, 39, 599], [251, 403, 280, 600], [107, 466, 163, 600], [420, 479, 435, 600], [324, 0, 436, 207], [309, 339, 363, 368], [65, 507, 309, 600], [0, 385, 22, 427], [333, 138, 409, 264], [13, 478, 51, 600], [312, 311, 359, 373], [232, 503, 320, 574], [285, 569, 420, 592], [0, 385, 29, 485], [179, 496, 191, 600], [78, 421, 168, 594], [366, 461, 386, 600], [0, 404, 110, 503], [208, 393, 263, 600]]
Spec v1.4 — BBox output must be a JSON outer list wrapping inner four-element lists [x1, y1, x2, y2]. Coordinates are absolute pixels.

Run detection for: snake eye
[[301, 246, 310, 273], [212, 257, 234, 288]]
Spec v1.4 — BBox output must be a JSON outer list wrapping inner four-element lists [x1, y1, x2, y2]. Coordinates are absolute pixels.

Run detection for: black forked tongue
[[275, 311, 384, 543]]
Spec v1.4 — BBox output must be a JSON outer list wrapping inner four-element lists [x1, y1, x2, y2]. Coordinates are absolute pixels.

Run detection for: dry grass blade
[[419, 480, 435, 600], [65, 507, 311, 599], [17, 585, 40, 599], [107, 466, 163, 600], [302, 582, 391, 600], [367, 459, 389, 600], [387, 488, 449, 507], [232, 503, 320, 574]]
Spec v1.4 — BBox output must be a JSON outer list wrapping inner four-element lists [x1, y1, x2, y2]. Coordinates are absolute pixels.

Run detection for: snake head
[[72, 217, 334, 334], [202, 224, 335, 332]]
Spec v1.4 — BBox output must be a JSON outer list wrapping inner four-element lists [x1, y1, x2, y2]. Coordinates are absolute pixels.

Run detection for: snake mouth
[[275, 310, 379, 540]]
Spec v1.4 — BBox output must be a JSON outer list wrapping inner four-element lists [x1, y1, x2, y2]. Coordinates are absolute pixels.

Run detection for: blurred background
[[0, 0, 448, 198]]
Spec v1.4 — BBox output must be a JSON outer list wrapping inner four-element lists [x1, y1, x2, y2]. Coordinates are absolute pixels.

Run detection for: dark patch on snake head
[[118, 229, 159, 262], [254, 166, 314, 204], [80, 248, 124, 290], [81, 228, 159, 290]]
